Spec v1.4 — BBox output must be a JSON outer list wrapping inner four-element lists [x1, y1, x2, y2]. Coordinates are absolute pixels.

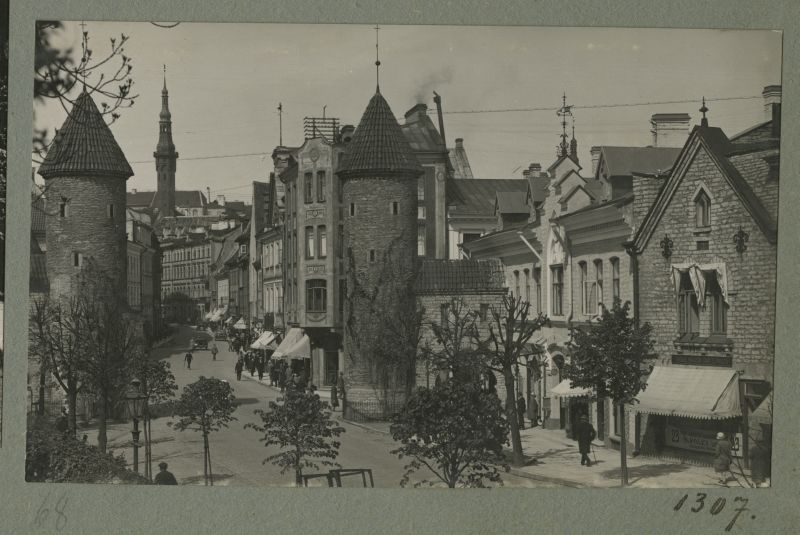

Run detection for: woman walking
[[714, 432, 733, 485], [330, 381, 339, 412]]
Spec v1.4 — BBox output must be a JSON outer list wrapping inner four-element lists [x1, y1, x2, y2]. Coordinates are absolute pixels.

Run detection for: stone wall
[[45, 175, 128, 300]]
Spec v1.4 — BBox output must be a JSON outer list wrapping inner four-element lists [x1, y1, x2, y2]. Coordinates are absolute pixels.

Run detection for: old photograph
[[26, 21, 780, 488]]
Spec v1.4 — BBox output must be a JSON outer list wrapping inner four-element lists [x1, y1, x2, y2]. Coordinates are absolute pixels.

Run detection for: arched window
[[524, 268, 531, 303], [610, 257, 620, 302], [513, 270, 520, 297], [695, 189, 711, 227], [594, 259, 604, 309]]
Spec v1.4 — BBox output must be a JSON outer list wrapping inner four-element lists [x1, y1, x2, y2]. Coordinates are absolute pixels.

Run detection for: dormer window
[[59, 201, 69, 218], [695, 189, 711, 228]]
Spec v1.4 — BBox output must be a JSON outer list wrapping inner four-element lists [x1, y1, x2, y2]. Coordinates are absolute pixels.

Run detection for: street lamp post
[[124, 378, 147, 474]]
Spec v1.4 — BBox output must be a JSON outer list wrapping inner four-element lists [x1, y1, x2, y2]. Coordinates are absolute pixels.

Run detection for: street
[[96, 325, 555, 488]]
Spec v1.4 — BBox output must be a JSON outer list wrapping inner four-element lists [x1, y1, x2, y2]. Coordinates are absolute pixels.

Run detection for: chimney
[[404, 103, 428, 123], [650, 113, 691, 148], [529, 162, 542, 177], [433, 92, 446, 148], [522, 169, 531, 179], [216, 195, 226, 206], [771, 103, 781, 138], [340, 124, 355, 144], [590, 146, 602, 177], [762, 85, 781, 121]]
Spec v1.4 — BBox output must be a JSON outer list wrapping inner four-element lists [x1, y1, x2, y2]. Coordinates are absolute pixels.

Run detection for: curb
[[506, 467, 590, 488]]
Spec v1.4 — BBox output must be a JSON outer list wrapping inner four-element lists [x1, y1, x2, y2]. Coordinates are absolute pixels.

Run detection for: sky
[[33, 23, 782, 202]]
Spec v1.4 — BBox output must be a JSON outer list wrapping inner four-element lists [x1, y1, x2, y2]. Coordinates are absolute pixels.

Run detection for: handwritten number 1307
[[674, 493, 749, 532]]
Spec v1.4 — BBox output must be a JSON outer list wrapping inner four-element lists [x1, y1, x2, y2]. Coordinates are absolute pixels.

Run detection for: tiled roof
[[449, 179, 529, 217], [415, 258, 506, 295], [599, 146, 681, 178], [127, 190, 207, 209], [527, 175, 550, 204], [558, 184, 596, 205], [31, 196, 46, 234], [495, 191, 529, 214], [38, 92, 133, 180], [338, 91, 423, 178], [400, 106, 446, 153]]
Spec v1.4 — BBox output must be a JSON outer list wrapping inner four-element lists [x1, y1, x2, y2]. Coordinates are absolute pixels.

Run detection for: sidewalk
[[510, 426, 734, 488]]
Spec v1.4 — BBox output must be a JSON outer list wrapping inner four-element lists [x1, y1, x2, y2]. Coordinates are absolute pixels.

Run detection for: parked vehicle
[[192, 338, 209, 350], [214, 331, 227, 341]]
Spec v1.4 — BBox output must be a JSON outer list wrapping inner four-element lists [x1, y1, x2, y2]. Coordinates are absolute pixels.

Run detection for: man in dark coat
[[234, 359, 243, 381], [575, 414, 596, 466], [154, 462, 178, 485], [184, 351, 193, 369], [516, 393, 526, 430], [529, 395, 540, 427]]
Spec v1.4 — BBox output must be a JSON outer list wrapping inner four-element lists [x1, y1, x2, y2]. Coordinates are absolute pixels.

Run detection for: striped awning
[[272, 328, 310, 360], [635, 366, 741, 420], [250, 331, 277, 350], [550, 379, 592, 399]]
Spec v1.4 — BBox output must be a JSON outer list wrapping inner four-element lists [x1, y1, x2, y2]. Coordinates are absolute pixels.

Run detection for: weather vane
[[374, 24, 381, 91]]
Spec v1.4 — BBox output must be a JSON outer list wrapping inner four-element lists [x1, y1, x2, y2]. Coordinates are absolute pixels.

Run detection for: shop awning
[[225, 316, 236, 325], [250, 331, 277, 350], [272, 328, 310, 360], [635, 366, 741, 419], [233, 318, 248, 330], [550, 379, 592, 399], [204, 311, 213, 320]]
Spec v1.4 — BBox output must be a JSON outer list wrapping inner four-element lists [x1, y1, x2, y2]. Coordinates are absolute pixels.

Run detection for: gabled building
[[627, 89, 780, 465]]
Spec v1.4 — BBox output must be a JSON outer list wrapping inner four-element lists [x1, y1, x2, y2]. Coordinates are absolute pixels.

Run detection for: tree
[[423, 298, 484, 385], [246, 386, 345, 486], [390, 380, 509, 488], [170, 377, 237, 486], [479, 294, 549, 467], [128, 356, 178, 480], [33, 21, 137, 163], [563, 299, 654, 486]]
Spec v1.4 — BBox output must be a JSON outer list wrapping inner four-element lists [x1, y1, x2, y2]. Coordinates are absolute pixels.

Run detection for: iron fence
[[344, 398, 406, 423]]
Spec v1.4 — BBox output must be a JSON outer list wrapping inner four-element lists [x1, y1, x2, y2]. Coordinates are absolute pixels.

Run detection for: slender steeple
[[154, 65, 178, 216], [556, 93, 573, 158], [569, 121, 579, 164]]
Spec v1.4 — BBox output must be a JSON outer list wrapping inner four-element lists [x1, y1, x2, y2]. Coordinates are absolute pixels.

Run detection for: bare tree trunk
[[620, 407, 629, 487], [206, 433, 213, 486], [504, 367, 524, 466], [67, 389, 78, 436], [202, 429, 209, 486], [97, 393, 107, 453]]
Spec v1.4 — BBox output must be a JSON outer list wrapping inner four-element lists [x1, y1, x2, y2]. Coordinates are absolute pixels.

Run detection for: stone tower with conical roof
[[337, 88, 423, 411], [154, 69, 178, 216], [38, 91, 133, 300]]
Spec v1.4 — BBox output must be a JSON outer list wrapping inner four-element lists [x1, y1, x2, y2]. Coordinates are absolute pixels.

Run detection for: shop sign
[[665, 425, 716, 454]]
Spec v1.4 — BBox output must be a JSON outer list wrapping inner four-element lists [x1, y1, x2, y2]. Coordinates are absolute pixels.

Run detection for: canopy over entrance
[[250, 331, 277, 350], [273, 328, 310, 360], [233, 318, 248, 330], [550, 379, 592, 399], [635, 366, 741, 419]]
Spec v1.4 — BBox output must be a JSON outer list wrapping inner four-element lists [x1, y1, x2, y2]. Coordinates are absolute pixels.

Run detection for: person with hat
[[154, 462, 178, 485], [575, 414, 597, 467], [714, 432, 733, 485]]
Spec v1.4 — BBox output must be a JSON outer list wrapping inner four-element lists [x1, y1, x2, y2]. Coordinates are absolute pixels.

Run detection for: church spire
[[569, 120, 579, 163], [154, 65, 178, 216], [556, 92, 573, 158], [374, 24, 381, 93]]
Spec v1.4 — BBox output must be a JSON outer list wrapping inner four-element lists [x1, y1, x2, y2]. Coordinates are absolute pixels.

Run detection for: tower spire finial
[[700, 96, 709, 127], [162, 64, 167, 93], [557, 92, 573, 158], [374, 24, 381, 92], [278, 102, 283, 146]]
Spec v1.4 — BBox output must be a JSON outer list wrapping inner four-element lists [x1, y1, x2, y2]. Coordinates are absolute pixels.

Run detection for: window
[[418, 205, 426, 219], [391, 201, 399, 215], [337, 178, 343, 202], [59, 202, 69, 218], [677, 272, 699, 336], [318, 226, 327, 258], [519, 269, 529, 305], [697, 240, 710, 251], [440, 303, 450, 326], [551, 266, 564, 316], [338, 279, 347, 315], [610, 257, 620, 302], [349, 203, 356, 217], [708, 273, 727, 335], [369, 249, 376, 263], [533, 267, 542, 314], [239, 244, 247, 255], [463, 233, 481, 244], [479, 303, 489, 322], [305, 226, 315, 259], [306, 279, 327, 312], [417, 225, 426, 256], [337, 225, 344, 258], [316, 171, 326, 203], [513, 270, 520, 297], [594, 259, 604, 310], [72, 252, 83, 267], [304, 173, 314, 203], [695, 189, 711, 227], [580, 261, 597, 315]]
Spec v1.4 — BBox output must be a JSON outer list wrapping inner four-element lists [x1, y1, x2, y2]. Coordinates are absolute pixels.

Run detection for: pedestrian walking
[[184, 351, 193, 369], [234, 359, 243, 381], [337, 371, 346, 411], [257, 360, 265, 381], [749, 435, 770, 487], [575, 414, 597, 467], [714, 432, 733, 485], [516, 393, 526, 430], [331, 382, 339, 411], [529, 395, 540, 427], [154, 462, 178, 485], [210, 343, 218, 361]]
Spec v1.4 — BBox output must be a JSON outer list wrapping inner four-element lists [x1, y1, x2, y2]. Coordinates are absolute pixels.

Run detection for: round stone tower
[[38, 91, 133, 301], [336, 89, 423, 415]]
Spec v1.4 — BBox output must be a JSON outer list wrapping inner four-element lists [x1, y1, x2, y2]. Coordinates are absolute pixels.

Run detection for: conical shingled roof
[[38, 91, 134, 180], [337, 91, 423, 178]]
